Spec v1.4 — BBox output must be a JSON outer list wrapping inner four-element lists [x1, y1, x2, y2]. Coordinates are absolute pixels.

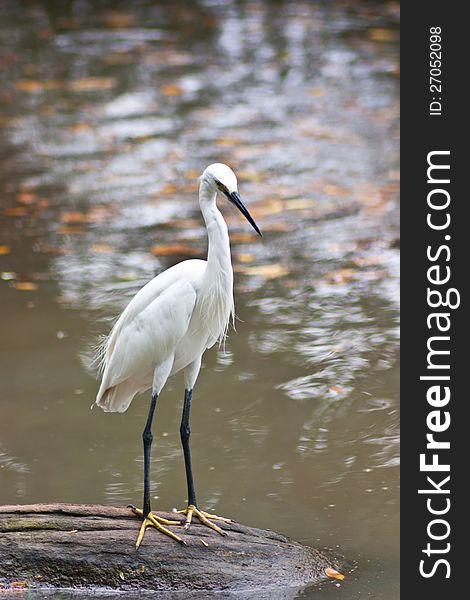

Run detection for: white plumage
[[93, 162, 261, 547], [94, 163, 257, 413]]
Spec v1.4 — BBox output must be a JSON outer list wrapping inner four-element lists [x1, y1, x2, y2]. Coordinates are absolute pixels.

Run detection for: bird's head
[[201, 163, 262, 236]]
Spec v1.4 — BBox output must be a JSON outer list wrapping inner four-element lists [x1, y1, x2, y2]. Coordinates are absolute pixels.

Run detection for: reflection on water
[[0, 1, 399, 598]]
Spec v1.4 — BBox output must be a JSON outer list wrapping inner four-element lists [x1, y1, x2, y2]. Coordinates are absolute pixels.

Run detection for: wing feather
[[95, 278, 197, 410]]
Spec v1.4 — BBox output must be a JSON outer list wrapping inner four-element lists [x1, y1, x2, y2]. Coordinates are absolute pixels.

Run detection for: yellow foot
[[128, 505, 186, 548], [177, 504, 232, 536]]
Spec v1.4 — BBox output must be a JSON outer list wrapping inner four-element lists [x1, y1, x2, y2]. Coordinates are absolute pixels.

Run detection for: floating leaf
[[237, 253, 254, 263], [118, 570, 125, 581], [17, 192, 37, 204], [140, 565, 145, 574], [250, 199, 283, 218], [0, 245, 11, 256], [151, 244, 200, 257], [59, 208, 110, 224], [67, 122, 92, 133], [68, 77, 117, 92], [13, 282, 38, 291], [325, 568, 345, 581], [240, 264, 289, 279], [215, 136, 242, 146], [260, 222, 291, 233], [368, 28, 398, 42], [90, 244, 114, 254], [57, 226, 84, 234], [60, 212, 93, 224], [160, 183, 177, 194], [161, 84, 183, 97], [321, 184, 350, 197], [37, 244, 71, 254], [284, 199, 316, 211], [237, 170, 267, 183], [230, 232, 258, 244], [15, 80, 61, 92], [102, 12, 134, 28], [162, 218, 201, 230], [3, 207, 28, 217]]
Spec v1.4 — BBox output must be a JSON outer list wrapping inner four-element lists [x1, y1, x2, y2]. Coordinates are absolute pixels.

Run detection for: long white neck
[[199, 182, 232, 275], [197, 181, 235, 343]]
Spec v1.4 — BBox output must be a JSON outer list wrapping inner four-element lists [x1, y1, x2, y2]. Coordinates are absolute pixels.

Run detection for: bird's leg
[[177, 388, 232, 537], [130, 392, 184, 548]]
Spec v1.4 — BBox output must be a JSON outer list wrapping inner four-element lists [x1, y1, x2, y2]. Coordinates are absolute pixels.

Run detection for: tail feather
[[95, 377, 145, 413]]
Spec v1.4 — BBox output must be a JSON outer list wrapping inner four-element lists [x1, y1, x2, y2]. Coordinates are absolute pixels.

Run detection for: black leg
[[180, 388, 197, 507], [142, 392, 158, 518]]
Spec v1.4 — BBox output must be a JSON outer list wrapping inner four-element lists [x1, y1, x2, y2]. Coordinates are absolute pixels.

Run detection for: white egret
[[94, 163, 261, 548]]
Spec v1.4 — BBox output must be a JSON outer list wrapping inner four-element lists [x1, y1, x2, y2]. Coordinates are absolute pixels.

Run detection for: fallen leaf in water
[[90, 244, 114, 254], [140, 565, 145, 574], [0, 245, 11, 256], [37, 244, 71, 254], [250, 199, 283, 219], [240, 264, 289, 279], [60, 208, 110, 224], [13, 282, 38, 291], [160, 183, 177, 195], [284, 199, 316, 211], [102, 11, 134, 28], [55, 16, 78, 29], [3, 207, 28, 217], [151, 244, 200, 256], [260, 222, 291, 233], [15, 80, 61, 92], [17, 192, 36, 204], [0, 116, 20, 127], [57, 226, 84, 234], [68, 77, 117, 92], [215, 136, 243, 146], [237, 253, 254, 263], [230, 232, 259, 244], [118, 571, 125, 581], [368, 28, 398, 42], [60, 212, 93, 224], [103, 52, 134, 65], [200, 539, 209, 547], [162, 218, 201, 230], [237, 170, 267, 183], [320, 184, 350, 197], [67, 122, 92, 133], [325, 568, 345, 581], [67, 529, 79, 534], [161, 84, 183, 97]]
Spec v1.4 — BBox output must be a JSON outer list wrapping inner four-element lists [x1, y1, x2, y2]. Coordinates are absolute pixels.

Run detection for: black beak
[[226, 191, 262, 236]]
